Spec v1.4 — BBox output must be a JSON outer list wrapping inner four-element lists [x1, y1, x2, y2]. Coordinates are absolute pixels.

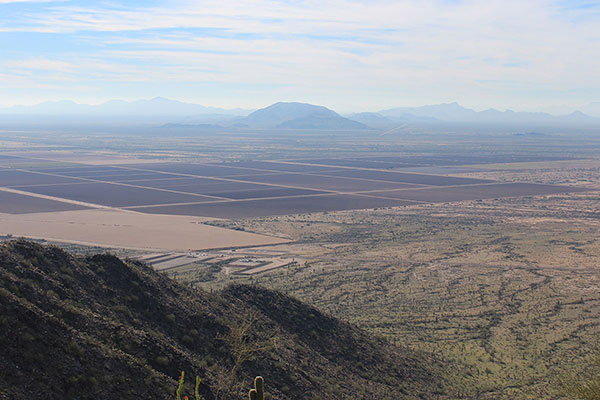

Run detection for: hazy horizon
[[1, 96, 600, 117]]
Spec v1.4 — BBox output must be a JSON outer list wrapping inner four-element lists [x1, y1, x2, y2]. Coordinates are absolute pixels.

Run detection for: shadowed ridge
[[223, 284, 449, 395], [0, 241, 462, 399]]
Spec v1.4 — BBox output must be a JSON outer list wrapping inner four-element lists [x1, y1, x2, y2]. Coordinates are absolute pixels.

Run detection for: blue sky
[[0, 0, 599, 112]]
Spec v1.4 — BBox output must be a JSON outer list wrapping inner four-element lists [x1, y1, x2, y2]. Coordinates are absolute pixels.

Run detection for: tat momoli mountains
[[0, 98, 599, 129], [235, 102, 368, 129]]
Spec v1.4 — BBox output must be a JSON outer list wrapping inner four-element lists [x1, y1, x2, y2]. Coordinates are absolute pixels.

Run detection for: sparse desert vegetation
[[187, 162, 600, 399], [0, 241, 458, 399]]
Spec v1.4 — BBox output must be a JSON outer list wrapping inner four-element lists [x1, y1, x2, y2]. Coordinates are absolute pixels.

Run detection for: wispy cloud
[[0, 0, 599, 110], [0, 0, 61, 3]]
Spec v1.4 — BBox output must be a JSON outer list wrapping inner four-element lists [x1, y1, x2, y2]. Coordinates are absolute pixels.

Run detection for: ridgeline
[[0, 240, 458, 399]]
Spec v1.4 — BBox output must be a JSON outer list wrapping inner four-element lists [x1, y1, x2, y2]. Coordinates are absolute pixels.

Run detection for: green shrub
[[156, 356, 169, 366]]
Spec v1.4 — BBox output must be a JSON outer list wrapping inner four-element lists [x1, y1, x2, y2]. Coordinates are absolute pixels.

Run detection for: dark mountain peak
[[245, 102, 335, 123], [242, 102, 368, 129]]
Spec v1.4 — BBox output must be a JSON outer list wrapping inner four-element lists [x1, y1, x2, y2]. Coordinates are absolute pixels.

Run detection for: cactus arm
[[254, 376, 264, 400], [195, 375, 202, 400], [176, 371, 185, 400]]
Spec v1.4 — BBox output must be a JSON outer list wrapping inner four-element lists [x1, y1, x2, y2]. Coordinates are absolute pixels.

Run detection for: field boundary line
[[259, 159, 496, 178], [103, 165, 352, 194], [0, 186, 113, 210], [120, 192, 346, 209], [10, 168, 233, 201]]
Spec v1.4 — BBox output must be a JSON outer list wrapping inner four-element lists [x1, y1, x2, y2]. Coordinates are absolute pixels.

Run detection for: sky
[[0, 0, 599, 112]]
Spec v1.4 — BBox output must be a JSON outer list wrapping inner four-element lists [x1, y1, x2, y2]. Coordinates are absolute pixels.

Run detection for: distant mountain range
[[236, 102, 368, 130], [535, 102, 600, 117], [348, 112, 438, 129], [1, 98, 599, 130], [0, 97, 250, 117], [371, 102, 600, 127], [577, 102, 600, 117]]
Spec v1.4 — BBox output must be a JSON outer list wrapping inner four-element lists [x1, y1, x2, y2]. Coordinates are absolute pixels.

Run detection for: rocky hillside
[[0, 241, 457, 399]]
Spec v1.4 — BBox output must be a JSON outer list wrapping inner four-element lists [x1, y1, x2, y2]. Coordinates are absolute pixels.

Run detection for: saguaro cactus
[[248, 376, 264, 400], [195, 376, 201, 400], [176, 371, 185, 400], [176, 371, 204, 400]]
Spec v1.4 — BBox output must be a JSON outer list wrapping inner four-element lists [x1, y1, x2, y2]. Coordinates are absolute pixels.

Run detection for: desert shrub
[[156, 356, 170, 366], [559, 353, 600, 400]]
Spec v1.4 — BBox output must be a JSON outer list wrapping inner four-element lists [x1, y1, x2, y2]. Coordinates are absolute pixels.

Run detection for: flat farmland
[[129, 194, 417, 219], [11, 182, 216, 207], [283, 158, 420, 169], [1, 155, 593, 219], [0, 190, 90, 214], [233, 172, 423, 191], [57, 170, 169, 180], [0, 156, 52, 168], [215, 160, 344, 173], [27, 166, 182, 181], [0, 170, 83, 186], [121, 177, 240, 188], [123, 178, 276, 193], [0, 155, 53, 169], [102, 173, 185, 182], [121, 162, 269, 177], [0, 155, 24, 162], [2, 150, 160, 166], [125, 180, 326, 199], [204, 187, 326, 200], [29, 166, 125, 176], [322, 169, 494, 186], [122, 180, 325, 199]]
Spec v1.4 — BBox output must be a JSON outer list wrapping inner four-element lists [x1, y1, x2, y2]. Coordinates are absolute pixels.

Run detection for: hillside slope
[[0, 241, 457, 399]]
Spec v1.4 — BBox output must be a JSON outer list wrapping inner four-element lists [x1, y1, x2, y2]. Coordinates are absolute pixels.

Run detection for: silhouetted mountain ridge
[[239, 102, 369, 130], [2, 98, 599, 128]]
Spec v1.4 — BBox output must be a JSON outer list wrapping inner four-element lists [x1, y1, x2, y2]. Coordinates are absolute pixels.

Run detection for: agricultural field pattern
[[0, 152, 588, 218], [1, 138, 600, 399]]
